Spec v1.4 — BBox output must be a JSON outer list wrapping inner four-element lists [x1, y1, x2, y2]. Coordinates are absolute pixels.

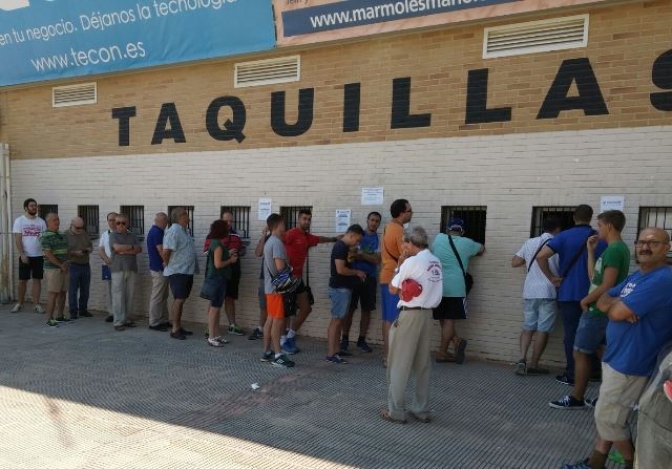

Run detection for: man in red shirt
[[283, 208, 339, 354]]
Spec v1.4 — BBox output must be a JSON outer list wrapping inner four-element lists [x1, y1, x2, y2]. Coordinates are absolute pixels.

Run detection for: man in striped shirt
[[40, 213, 70, 327]]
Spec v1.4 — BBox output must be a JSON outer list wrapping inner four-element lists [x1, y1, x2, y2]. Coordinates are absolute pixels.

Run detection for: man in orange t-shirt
[[380, 199, 413, 365]]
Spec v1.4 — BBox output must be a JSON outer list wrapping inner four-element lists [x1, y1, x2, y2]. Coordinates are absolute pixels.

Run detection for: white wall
[[10, 125, 672, 364]]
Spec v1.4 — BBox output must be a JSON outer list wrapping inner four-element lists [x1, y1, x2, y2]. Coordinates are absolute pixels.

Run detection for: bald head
[[154, 212, 169, 229], [71, 217, 85, 232]]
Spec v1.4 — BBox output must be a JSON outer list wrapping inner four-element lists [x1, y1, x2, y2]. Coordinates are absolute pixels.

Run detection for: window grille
[[530, 206, 576, 237], [119, 205, 145, 238], [38, 204, 58, 220], [281, 206, 313, 230], [638, 207, 672, 257], [440, 206, 487, 245], [78, 205, 99, 237], [167, 206, 195, 236], [220, 206, 251, 239]]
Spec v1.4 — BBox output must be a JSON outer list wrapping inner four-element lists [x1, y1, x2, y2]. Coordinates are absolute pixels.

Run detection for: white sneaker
[[11, 303, 21, 313], [33, 305, 45, 314]]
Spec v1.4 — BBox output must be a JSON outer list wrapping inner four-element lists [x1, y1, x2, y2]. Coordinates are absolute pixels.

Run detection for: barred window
[[167, 206, 194, 236], [119, 205, 145, 238], [220, 206, 251, 238], [638, 207, 672, 257], [530, 206, 576, 237], [78, 205, 99, 237], [440, 206, 487, 245], [38, 204, 58, 220], [281, 206, 313, 230]]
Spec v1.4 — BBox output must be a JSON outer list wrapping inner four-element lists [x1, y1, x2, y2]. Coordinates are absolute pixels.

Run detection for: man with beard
[[11, 198, 46, 314]]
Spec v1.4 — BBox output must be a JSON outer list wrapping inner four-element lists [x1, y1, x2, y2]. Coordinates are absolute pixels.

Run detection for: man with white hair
[[381, 226, 442, 424], [66, 216, 93, 319]]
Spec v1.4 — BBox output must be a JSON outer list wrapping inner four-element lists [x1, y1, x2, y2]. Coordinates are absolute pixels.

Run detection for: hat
[[448, 218, 465, 233], [400, 278, 423, 302]]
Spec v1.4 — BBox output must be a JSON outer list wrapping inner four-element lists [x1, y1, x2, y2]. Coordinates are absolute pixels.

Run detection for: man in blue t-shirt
[[341, 212, 381, 355], [536, 204, 606, 385], [146, 212, 170, 331], [561, 227, 672, 469]]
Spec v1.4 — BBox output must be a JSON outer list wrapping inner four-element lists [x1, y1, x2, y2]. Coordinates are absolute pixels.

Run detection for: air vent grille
[[52, 82, 97, 107], [235, 56, 300, 88]]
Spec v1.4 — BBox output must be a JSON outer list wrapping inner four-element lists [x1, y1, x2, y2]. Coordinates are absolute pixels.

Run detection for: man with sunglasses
[[109, 214, 142, 331], [99, 212, 118, 322], [562, 228, 672, 469], [66, 217, 93, 319]]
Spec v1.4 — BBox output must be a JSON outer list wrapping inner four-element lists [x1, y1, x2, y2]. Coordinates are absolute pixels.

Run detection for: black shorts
[[19, 256, 44, 281], [285, 278, 307, 318], [225, 270, 240, 300], [433, 297, 468, 321], [349, 276, 377, 312], [168, 274, 194, 300]]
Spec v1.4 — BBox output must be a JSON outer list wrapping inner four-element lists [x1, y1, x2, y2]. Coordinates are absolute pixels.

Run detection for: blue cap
[[448, 218, 465, 232]]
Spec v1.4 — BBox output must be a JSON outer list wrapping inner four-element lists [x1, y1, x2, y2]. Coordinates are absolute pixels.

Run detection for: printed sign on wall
[[274, 0, 611, 46], [0, 0, 275, 87]]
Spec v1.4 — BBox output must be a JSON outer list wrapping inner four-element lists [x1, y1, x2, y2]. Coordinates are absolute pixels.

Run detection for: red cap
[[400, 278, 423, 302]]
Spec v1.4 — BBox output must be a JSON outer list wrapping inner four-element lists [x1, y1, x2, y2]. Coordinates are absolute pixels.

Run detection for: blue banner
[[282, 0, 521, 37], [0, 0, 275, 87]]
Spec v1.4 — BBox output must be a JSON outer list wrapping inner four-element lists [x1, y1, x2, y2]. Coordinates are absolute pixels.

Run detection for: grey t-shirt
[[264, 235, 287, 294], [109, 231, 139, 273]]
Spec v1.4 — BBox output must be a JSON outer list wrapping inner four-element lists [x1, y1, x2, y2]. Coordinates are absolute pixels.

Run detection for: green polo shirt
[[40, 230, 68, 269]]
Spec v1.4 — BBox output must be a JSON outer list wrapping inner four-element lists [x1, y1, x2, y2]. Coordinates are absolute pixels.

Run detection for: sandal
[[380, 408, 406, 424]]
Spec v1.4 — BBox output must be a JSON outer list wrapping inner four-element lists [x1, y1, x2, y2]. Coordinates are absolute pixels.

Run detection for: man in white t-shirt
[[12, 198, 47, 313], [381, 226, 443, 424], [98, 212, 118, 322], [511, 217, 561, 376]]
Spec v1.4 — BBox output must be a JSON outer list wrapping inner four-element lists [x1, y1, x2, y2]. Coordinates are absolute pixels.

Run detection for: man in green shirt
[[40, 213, 70, 327], [550, 210, 630, 409]]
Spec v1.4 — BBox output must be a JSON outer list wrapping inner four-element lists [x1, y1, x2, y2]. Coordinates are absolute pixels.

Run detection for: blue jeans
[[68, 263, 91, 314]]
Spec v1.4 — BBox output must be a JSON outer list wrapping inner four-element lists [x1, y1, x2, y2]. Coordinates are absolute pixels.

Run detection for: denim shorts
[[328, 287, 352, 319], [574, 312, 609, 354], [522, 299, 557, 333]]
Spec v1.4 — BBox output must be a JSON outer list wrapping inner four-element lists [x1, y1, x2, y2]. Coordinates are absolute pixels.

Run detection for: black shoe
[[55, 317, 73, 323], [178, 328, 193, 336], [79, 310, 93, 317], [105, 315, 113, 323], [170, 331, 186, 340], [161, 321, 172, 328], [149, 324, 168, 332], [69, 311, 79, 319], [556, 373, 575, 386], [123, 321, 137, 328]]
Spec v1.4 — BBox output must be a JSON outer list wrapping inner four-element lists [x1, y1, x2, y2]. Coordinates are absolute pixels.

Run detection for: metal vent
[[52, 82, 97, 107], [483, 15, 589, 59], [235, 56, 300, 88]]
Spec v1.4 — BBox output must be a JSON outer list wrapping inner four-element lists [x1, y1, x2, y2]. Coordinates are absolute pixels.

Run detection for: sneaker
[[514, 359, 527, 376], [46, 319, 58, 327], [170, 331, 186, 340], [260, 351, 273, 362], [356, 340, 373, 353], [556, 373, 575, 386], [105, 315, 113, 323], [248, 328, 263, 341], [11, 303, 21, 313], [281, 337, 299, 355], [79, 310, 93, 318], [455, 339, 468, 365], [325, 354, 349, 364], [272, 354, 295, 368], [227, 324, 245, 336], [207, 337, 224, 347], [69, 311, 79, 319], [549, 395, 586, 410], [560, 459, 595, 469], [585, 397, 598, 408], [55, 317, 72, 323], [339, 349, 353, 357], [215, 336, 229, 344], [33, 305, 44, 314], [178, 328, 193, 336]]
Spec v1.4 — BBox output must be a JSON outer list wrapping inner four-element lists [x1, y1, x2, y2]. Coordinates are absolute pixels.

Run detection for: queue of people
[[10, 197, 672, 468]]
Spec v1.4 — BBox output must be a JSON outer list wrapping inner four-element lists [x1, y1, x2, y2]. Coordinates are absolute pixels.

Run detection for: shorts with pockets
[[19, 256, 44, 281], [350, 276, 377, 312], [522, 298, 557, 333]]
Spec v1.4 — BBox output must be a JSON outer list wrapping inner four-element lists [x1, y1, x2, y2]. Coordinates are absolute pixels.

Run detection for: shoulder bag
[[448, 234, 474, 295]]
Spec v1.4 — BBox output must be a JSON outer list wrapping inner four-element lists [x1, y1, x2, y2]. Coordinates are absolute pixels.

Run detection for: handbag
[[199, 244, 223, 300], [101, 264, 111, 281], [447, 234, 474, 295]]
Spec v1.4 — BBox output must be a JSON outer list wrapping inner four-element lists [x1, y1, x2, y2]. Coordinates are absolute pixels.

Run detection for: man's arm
[[255, 231, 268, 258], [317, 235, 340, 243], [536, 245, 561, 286], [586, 235, 598, 280], [602, 296, 638, 323], [358, 251, 381, 264], [580, 266, 619, 311], [335, 259, 366, 279], [511, 255, 525, 268], [14, 233, 26, 262], [43, 250, 67, 272], [274, 257, 287, 271]]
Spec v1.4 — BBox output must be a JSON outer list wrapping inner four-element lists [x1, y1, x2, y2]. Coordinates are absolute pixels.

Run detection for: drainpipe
[[0, 143, 12, 303]]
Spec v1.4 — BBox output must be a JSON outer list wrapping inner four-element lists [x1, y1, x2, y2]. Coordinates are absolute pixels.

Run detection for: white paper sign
[[335, 209, 351, 233], [600, 195, 625, 213], [258, 198, 272, 221], [361, 187, 384, 206]]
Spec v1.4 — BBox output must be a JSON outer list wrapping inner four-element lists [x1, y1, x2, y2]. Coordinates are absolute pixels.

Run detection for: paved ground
[[0, 305, 619, 469]]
